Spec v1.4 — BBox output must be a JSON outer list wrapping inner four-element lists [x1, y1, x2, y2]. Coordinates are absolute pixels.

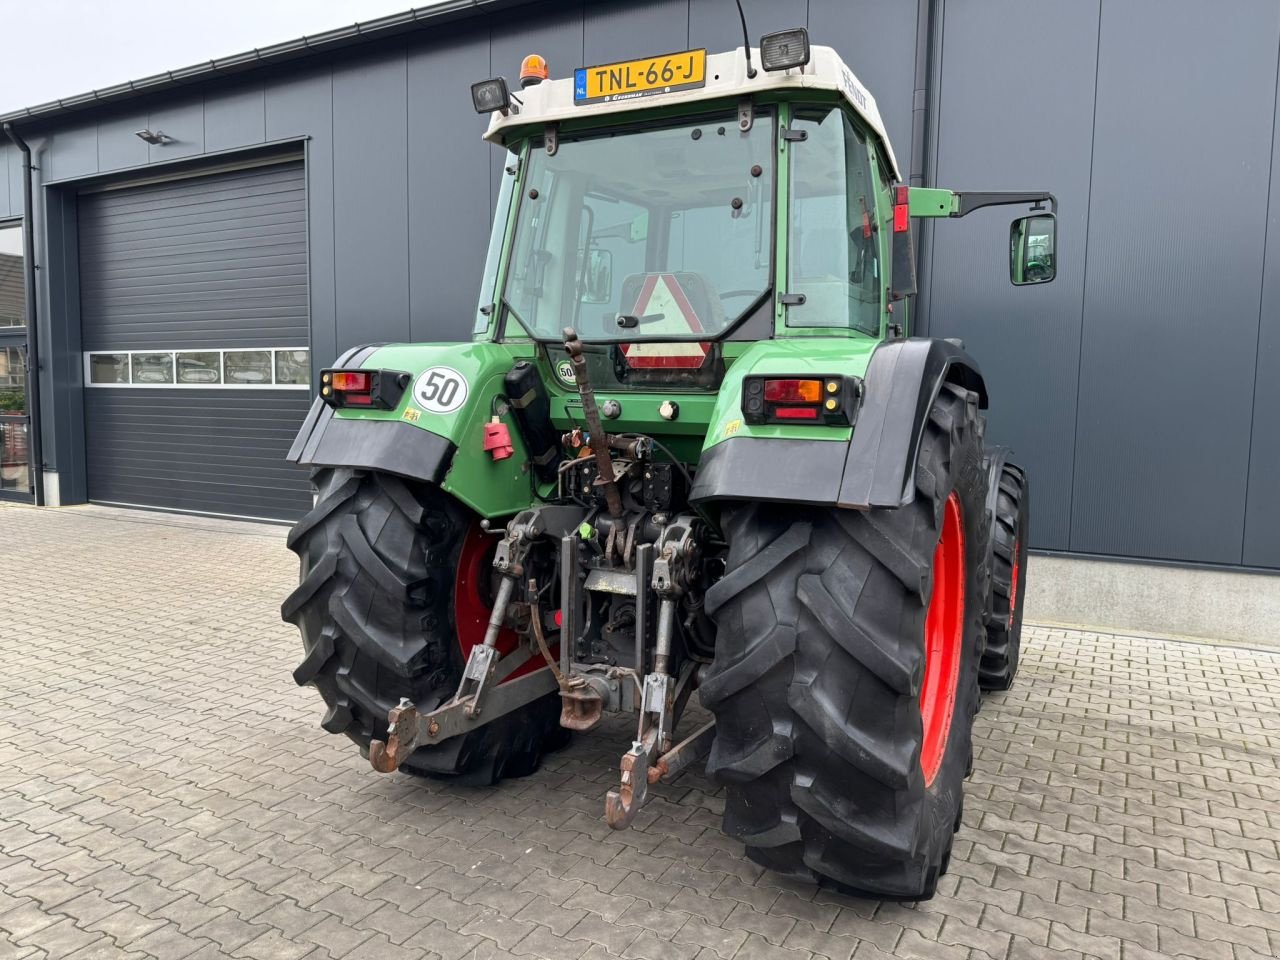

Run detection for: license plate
[[574, 49, 706, 105]]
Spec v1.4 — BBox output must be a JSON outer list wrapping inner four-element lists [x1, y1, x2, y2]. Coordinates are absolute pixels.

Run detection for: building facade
[[0, 0, 1278, 573]]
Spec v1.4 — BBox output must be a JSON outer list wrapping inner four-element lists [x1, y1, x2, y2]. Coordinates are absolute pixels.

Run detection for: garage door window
[[90, 354, 130, 384], [224, 350, 272, 386], [86, 347, 309, 388], [275, 349, 310, 385], [132, 353, 174, 384], [178, 352, 220, 384]]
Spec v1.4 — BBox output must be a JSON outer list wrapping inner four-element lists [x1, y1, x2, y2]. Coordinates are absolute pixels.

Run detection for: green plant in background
[[0, 390, 24, 412]]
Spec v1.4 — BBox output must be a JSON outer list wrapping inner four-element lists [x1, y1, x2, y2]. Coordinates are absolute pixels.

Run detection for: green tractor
[[282, 29, 1048, 900]]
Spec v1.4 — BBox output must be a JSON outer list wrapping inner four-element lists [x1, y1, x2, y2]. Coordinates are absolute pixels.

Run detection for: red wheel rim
[[1008, 538, 1021, 630], [920, 492, 965, 787], [453, 523, 547, 682]]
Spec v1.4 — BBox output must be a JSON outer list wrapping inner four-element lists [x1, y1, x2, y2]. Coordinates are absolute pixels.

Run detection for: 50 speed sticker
[[413, 366, 468, 414]]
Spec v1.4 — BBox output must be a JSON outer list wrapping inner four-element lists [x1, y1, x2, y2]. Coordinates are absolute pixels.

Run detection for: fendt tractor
[[282, 26, 1050, 900]]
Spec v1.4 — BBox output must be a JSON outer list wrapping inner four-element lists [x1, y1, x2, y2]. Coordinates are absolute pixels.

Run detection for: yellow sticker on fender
[[574, 50, 706, 105]]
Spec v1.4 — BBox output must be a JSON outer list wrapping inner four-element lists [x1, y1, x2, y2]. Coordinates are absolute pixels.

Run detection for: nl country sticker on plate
[[574, 49, 706, 105]]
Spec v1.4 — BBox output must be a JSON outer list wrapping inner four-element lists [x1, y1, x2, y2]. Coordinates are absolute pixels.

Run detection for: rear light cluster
[[890, 184, 918, 299], [742, 375, 861, 425], [319, 368, 410, 410], [894, 185, 910, 233]]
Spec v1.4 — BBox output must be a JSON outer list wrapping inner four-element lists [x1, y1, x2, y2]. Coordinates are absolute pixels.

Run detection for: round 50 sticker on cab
[[413, 366, 469, 414]]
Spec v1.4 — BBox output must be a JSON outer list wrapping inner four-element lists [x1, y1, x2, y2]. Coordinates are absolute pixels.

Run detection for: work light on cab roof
[[285, 4, 1058, 906], [470, 76, 512, 116], [758, 28, 810, 71]]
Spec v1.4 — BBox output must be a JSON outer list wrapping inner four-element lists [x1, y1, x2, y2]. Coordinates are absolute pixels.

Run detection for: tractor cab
[[470, 40, 915, 397]]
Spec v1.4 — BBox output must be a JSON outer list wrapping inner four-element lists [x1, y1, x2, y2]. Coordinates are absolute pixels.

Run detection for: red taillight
[[894, 186, 910, 233], [319, 367, 409, 410], [773, 406, 819, 420], [331, 371, 371, 392], [742, 374, 853, 426], [763, 379, 822, 403]]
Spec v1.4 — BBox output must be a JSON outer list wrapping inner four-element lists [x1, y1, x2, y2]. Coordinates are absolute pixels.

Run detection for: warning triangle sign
[[621, 274, 711, 370]]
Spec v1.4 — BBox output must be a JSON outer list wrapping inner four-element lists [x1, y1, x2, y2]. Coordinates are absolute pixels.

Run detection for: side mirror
[[1010, 213, 1056, 285], [583, 248, 613, 303]]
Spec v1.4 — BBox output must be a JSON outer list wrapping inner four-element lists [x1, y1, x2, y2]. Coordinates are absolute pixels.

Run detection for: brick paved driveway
[[0, 503, 1277, 960]]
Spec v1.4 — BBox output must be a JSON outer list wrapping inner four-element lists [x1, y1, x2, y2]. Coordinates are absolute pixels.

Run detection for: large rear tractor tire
[[979, 461, 1029, 691], [702, 383, 989, 900], [282, 468, 565, 784]]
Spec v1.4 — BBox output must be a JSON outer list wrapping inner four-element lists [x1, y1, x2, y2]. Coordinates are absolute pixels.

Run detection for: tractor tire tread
[[705, 386, 988, 900], [283, 468, 563, 783], [980, 461, 1029, 691]]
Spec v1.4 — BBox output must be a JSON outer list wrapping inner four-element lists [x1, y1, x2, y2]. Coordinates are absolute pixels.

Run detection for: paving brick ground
[[0, 502, 1277, 960]]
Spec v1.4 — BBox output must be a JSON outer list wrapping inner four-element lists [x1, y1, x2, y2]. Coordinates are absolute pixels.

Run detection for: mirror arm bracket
[[953, 191, 1057, 218]]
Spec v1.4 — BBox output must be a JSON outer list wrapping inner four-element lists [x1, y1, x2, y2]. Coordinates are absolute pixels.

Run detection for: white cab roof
[[485, 45, 901, 181]]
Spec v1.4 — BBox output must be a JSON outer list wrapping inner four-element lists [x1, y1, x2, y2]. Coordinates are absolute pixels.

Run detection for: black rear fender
[[691, 338, 988, 511], [286, 343, 455, 485]]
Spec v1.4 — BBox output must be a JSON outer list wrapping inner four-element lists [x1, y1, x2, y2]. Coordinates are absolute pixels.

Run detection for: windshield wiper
[[615, 312, 666, 329]]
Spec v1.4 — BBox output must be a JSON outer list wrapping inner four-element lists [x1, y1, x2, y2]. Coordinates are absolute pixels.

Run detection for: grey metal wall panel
[[42, 189, 86, 496], [927, 1, 1100, 551], [205, 86, 268, 154], [1069, 0, 1280, 564], [807, 0, 918, 161], [47, 125, 98, 181], [84, 389, 312, 520], [584, 0, 689, 67], [0, 145, 9, 218], [689, 0, 807, 52], [266, 71, 336, 380], [332, 53, 411, 346], [97, 112, 150, 173], [78, 161, 308, 350], [1244, 54, 1280, 568], [146, 100, 205, 162], [9, 145, 22, 217], [408, 34, 494, 343], [1247, 277, 1280, 567]]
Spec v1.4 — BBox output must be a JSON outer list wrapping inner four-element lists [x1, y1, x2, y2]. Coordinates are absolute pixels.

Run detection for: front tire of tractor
[[281, 468, 565, 785], [702, 383, 988, 900], [979, 462, 1029, 692]]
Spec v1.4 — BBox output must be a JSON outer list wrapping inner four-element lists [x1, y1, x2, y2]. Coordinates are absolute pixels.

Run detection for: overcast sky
[[0, 0, 443, 115]]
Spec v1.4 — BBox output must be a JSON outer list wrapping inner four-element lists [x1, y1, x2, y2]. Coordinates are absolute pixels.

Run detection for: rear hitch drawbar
[[368, 651, 560, 774], [369, 687, 715, 825]]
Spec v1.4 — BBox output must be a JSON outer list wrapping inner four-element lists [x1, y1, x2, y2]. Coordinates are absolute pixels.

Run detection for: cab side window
[[787, 107, 881, 336]]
